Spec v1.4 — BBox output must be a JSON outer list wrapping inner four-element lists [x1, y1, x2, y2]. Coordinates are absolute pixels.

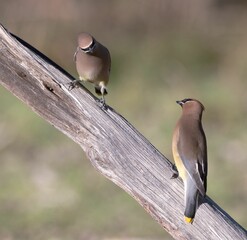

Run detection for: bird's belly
[[78, 67, 100, 82], [76, 56, 104, 83], [172, 144, 187, 181]]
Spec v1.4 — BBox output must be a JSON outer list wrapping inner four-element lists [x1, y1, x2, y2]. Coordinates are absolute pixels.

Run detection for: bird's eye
[[183, 98, 193, 103], [80, 39, 96, 53]]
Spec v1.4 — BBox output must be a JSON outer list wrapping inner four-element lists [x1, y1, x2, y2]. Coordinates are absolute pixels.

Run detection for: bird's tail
[[184, 179, 199, 224]]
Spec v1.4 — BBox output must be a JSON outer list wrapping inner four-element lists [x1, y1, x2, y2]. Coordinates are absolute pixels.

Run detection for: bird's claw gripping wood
[[97, 97, 108, 110], [67, 79, 81, 91], [171, 164, 179, 179]]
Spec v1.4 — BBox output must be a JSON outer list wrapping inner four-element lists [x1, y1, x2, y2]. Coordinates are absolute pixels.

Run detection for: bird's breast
[[172, 128, 188, 181], [76, 53, 107, 82]]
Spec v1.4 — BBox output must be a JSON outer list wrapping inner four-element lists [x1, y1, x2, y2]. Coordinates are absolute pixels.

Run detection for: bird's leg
[[95, 86, 108, 110], [171, 164, 179, 179], [100, 94, 105, 105], [98, 94, 107, 110], [73, 47, 79, 62]]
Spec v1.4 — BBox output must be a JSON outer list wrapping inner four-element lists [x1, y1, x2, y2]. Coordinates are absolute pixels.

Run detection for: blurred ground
[[0, 0, 247, 239]]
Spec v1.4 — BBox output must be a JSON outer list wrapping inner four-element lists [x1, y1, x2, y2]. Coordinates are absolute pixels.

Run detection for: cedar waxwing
[[172, 98, 207, 224], [69, 32, 111, 106]]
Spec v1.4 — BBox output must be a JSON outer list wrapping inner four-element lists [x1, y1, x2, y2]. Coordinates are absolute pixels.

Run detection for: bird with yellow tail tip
[[69, 32, 111, 108], [172, 98, 207, 223]]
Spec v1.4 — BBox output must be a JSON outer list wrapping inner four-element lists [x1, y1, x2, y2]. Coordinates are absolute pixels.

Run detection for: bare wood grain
[[0, 24, 246, 240]]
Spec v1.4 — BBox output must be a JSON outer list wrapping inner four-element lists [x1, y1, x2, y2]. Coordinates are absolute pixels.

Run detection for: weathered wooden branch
[[0, 24, 246, 240]]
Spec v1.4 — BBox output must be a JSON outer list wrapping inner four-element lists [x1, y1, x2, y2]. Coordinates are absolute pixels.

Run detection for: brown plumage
[[70, 32, 111, 106], [172, 98, 207, 223]]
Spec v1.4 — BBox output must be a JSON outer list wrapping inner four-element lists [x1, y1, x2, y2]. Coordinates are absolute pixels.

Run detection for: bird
[[172, 98, 207, 223], [69, 32, 111, 107]]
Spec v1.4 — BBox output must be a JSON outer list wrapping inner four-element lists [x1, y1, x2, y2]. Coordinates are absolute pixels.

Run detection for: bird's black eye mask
[[80, 39, 96, 53], [182, 98, 193, 104], [176, 98, 193, 106]]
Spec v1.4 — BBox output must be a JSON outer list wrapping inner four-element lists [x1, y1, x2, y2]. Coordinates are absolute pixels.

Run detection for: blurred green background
[[0, 0, 247, 239]]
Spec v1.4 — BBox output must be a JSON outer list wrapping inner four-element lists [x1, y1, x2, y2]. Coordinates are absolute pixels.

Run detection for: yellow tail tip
[[185, 216, 194, 224]]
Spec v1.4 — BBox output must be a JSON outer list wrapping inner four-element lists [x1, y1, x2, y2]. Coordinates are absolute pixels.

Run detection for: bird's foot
[[96, 98, 108, 110], [170, 164, 179, 179], [67, 80, 81, 91]]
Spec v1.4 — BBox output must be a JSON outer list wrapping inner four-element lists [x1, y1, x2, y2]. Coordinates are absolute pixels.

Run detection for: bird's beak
[[176, 100, 183, 106]]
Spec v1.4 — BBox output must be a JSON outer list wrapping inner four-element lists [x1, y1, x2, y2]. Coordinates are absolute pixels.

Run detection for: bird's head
[[176, 98, 205, 115], [77, 32, 96, 54]]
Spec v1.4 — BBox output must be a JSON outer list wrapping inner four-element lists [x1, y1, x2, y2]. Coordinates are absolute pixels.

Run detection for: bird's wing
[[73, 47, 79, 62], [178, 127, 207, 196]]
